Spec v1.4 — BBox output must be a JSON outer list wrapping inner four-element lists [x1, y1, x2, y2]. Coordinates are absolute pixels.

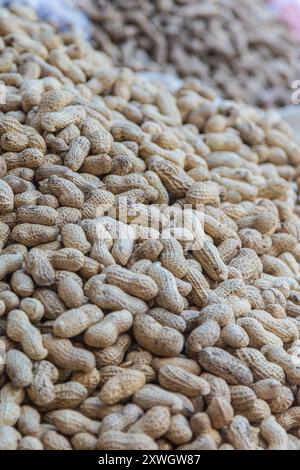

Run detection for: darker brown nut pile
[[1, 3, 300, 452]]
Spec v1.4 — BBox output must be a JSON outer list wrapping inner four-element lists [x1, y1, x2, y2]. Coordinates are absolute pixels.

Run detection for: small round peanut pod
[[44, 382, 88, 410], [197, 302, 235, 327], [240, 398, 271, 423], [33, 288, 66, 320], [61, 223, 91, 254], [230, 385, 257, 412], [276, 407, 300, 431], [225, 415, 258, 450], [95, 334, 131, 368], [267, 386, 294, 414], [251, 378, 282, 400]]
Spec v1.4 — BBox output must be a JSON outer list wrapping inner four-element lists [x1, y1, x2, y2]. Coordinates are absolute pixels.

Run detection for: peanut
[[158, 364, 210, 397], [133, 385, 184, 414], [85, 277, 148, 316], [105, 265, 158, 300], [0, 425, 20, 450], [99, 403, 142, 434], [84, 310, 132, 348], [6, 349, 33, 387], [128, 406, 171, 439], [134, 313, 184, 357], [17, 405, 41, 436], [198, 347, 253, 385], [7, 309, 47, 360], [99, 370, 146, 405], [43, 334, 95, 373], [27, 361, 59, 406], [46, 409, 100, 436], [18, 436, 43, 450], [165, 414, 192, 445], [97, 430, 157, 450], [147, 262, 185, 313]]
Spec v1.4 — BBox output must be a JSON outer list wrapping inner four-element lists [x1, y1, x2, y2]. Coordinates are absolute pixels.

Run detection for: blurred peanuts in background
[[0, 0, 92, 38]]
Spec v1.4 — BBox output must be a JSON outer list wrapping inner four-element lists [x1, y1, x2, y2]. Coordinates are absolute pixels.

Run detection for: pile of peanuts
[[80, 0, 300, 108], [2, 3, 300, 451]]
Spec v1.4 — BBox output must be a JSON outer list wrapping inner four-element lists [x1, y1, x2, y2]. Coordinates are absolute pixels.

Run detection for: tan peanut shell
[[198, 347, 253, 385], [134, 314, 184, 357], [84, 309, 132, 348], [128, 406, 171, 439], [7, 309, 47, 360], [159, 364, 209, 399], [43, 334, 95, 372], [97, 430, 158, 450]]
